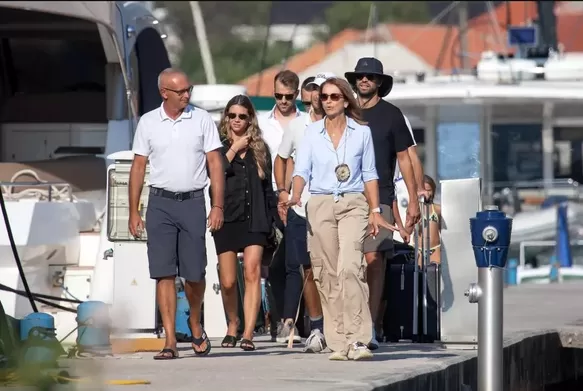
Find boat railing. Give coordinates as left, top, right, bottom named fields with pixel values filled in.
left=519, top=240, right=583, bottom=267
left=492, top=178, right=582, bottom=212
left=0, top=181, right=73, bottom=202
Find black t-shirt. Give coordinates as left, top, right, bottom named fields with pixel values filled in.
left=362, top=100, right=414, bottom=205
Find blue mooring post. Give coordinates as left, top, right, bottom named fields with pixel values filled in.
left=76, top=301, right=111, bottom=353
left=506, top=258, right=518, bottom=286
left=465, top=205, right=513, bottom=391
left=20, top=313, right=64, bottom=367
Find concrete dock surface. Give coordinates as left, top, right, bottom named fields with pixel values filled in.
left=58, top=283, right=583, bottom=391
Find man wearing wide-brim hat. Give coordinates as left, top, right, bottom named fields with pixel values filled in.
left=345, top=57, right=426, bottom=350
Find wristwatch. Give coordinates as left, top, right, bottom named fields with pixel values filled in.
left=371, top=206, right=382, bottom=214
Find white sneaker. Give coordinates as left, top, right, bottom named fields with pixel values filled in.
left=328, top=349, right=348, bottom=361
left=276, top=320, right=301, bottom=344
left=348, top=342, right=373, bottom=361
left=303, top=329, right=326, bottom=353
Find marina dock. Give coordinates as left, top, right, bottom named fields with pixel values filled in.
left=62, top=282, right=583, bottom=391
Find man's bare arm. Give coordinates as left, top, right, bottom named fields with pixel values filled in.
left=397, top=150, right=417, bottom=199
left=274, top=155, right=288, bottom=192
left=129, top=155, right=148, bottom=214
left=285, top=158, right=294, bottom=192
left=206, top=150, right=225, bottom=208
left=408, top=146, right=425, bottom=190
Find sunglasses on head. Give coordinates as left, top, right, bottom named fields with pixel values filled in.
left=356, top=74, right=377, bottom=81
left=303, top=84, right=319, bottom=92
left=320, top=93, right=343, bottom=102
left=274, top=93, right=295, bottom=101
left=227, top=113, right=249, bottom=120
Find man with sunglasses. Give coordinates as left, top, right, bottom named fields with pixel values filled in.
left=129, top=68, right=224, bottom=360
left=258, top=70, right=308, bottom=344
left=345, top=57, right=424, bottom=351
left=300, top=76, right=315, bottom=113
left=273, top=72, right=335, bottom=352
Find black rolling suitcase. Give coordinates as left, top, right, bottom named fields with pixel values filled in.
left=383, top=198, right=441, bottom=343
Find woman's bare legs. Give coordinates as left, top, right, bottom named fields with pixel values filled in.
left=241, top=245, right=263, bottom=342
left=218, top=251, right=239, bottom=338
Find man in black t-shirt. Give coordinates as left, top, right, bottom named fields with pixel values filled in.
left=345, top=57, right=423, bottom=350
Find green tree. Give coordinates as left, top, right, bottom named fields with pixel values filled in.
left=180, top=37, right=297, bottom=84
left=156, top=1, right=295, bottom=84
left=315, top=1, right=431, bottom=39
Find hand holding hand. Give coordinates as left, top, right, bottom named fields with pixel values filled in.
left=368, top=212, right=397, bottom=238
left=285, top=195, right=302, bottom=208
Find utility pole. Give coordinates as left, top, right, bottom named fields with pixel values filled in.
left=458, top=1, right=469, bottom=72
left=189, top=1, right=217, bottom=84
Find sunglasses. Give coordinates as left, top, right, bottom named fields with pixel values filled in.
left=274, top=93, right=295, bottom=101
left=164, top=85, right=193, bottom=96
left=320, top=93, right=343, bottom=102
left=301, top=101, right=312, bottom=107
left=356, top=74, right=377, bottom=81
left=227, top=113, right=249, bottom=120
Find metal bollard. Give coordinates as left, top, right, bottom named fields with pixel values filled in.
left=464, top=205, right=512, bottom=391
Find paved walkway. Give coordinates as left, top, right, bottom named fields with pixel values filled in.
left=61, top=283, right=583, bottom=391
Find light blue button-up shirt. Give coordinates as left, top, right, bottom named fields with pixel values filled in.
left=293, top=117, right=379, bottom=201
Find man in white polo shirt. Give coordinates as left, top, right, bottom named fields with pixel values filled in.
left=274, top=72, right=335, bottom=352
left=128, top=68, right=225, bottom=360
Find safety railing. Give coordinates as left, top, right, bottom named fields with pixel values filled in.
left=518, top=240, right=583, bottom=267
left=0, top=181, right=74, bottom=202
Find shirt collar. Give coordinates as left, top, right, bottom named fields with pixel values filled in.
left=318, top=116, right=356, bottom=134
left=267, top=105, right=302, bottom=120
left=159, top=103, right=194, bottom=122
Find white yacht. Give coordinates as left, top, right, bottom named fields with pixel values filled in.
left=0, top=1, right=171, bottom=338
left=385, top=18, right=583, bottom=283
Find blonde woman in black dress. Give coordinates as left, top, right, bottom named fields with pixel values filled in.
left=210, top=94, right=276, bottom=351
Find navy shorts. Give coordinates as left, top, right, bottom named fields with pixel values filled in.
left=285, top=209, right=311, bottom=268
left=145, top=189, right=207, bottom=282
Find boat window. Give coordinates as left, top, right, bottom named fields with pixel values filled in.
left=133, top=28, right=171, bottom=115
left=9, top=37, right=106, bottom=95
left=554, top=127, right=583, bottom=184
left=1, top=34, right=107, bottom=123
left=492, top=124, right=543, bottom=184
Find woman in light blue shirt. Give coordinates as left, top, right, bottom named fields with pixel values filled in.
left=287, top=77, right=394, bottom=361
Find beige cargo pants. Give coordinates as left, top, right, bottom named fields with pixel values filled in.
left=306, top=193, right=373, bottom=353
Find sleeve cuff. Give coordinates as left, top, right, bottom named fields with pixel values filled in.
left=205, top=141, right=223, bottom=153
left=132, top=148, right=149, bottom=157
left=363, top=172, right=379, bottom=182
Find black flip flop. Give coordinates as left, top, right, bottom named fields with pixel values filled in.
left=240, top=338, right=255, bottom=351
left=221, top=335, right=237, bottom=348
left=192, top=329, right=212, bottom=356
left=153, top=348, right=178, bottom=360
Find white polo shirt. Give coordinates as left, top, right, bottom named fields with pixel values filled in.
left=132, top=103, right=222, bottom=192
left=277, top=113, right=313, bottom=218
left=258, top=106, right=307, bottom=190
